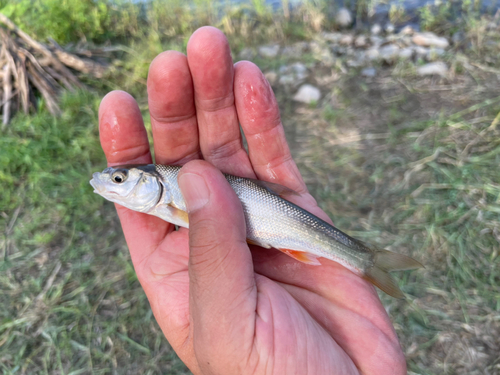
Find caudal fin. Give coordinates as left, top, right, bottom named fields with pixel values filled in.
left=363, top=250, right=423, bottom=299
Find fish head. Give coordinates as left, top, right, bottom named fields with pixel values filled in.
left=90, top=165, right=162, bottom=212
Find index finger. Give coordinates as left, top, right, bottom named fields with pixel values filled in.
left=187, top=27, right=254, bottom=177
left=147, top=51, right=200, bottom=165
left=99, top=91, right=151, bottom=166
left=98, top=91, right=172, bottom=266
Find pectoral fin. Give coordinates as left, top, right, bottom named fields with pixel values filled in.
left=277, top=248, right=322, bottom=266
left=170, top=206, right=189, bottom=227
left=247, top=239, right=271, bottom=248
left=151, top=204, right=189, bottom=228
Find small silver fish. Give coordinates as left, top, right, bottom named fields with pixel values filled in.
left=90, top=164, right=422, bottom=298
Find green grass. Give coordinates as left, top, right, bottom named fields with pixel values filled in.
left=0, top=0, right=326, bottom=49
left=0, top=91, right=189, bottom=374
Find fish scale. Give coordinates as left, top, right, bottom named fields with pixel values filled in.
left=158, top=164, right=371, bottom=268
left=90, top=164, right=423, bottom=298
left=227, top=174, right=372, bottom=269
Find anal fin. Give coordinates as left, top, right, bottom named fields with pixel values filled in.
left=277, top=248, right=322, bottom=266
left=150, top=204, right=189, bottom=228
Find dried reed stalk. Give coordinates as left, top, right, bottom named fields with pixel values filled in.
left=0, top=13, right=108, bottom=125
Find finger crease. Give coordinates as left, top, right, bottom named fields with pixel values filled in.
left=206, top=137, right=244, bottom=161
left=195, top=93, right=235, bottom=113
left=244, top=116, right=282, bottom=138
left=152, top=112, right=197, bottom=125
left=255, top=152, right=293, bottom=172
left=164, top=150, right=202, bottom=165
left=109, top=144, right=150, bottom=159
left=254, top=155, right=309, bottom=196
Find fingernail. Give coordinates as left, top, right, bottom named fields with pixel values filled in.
left=178, top=173, right=210, bottom=212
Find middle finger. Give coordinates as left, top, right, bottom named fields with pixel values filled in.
left=148, top=50, right=200, bottom=165
left=187, top=26, right=254, bottom=177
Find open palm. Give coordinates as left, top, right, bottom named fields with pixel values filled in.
left=98, top=27, right=406, bottom=374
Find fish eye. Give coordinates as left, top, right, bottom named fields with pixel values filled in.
left=112, top=170, right=128, bottom=184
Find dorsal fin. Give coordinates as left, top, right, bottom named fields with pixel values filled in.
left=249, top=179, right=300, bottom=197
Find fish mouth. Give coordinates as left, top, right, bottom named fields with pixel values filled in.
left=90, top=173, right=107, bottom=194
left=90, top=173, right=122, bottom=197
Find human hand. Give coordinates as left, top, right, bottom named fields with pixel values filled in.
left=97, top=26, right=406, bottom=374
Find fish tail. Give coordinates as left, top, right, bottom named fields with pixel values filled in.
left=363, top=249, right=423, bottom=299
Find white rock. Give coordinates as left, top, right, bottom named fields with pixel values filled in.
left=354, top=35, right=368, bottom=48
left=259, top=45, right=280, bottom=58
left=239, top=47, right=255, bottom=60
left=347, top=59, right=363, bottom=67
left=292, top=63, right=307, bottom=77
left=335, top=8, right=352, bottom=28
left=412, top=32, right=449, bottom=49
left=413, top=46, right=430, bottom=59
left=339, top=34, right=354, bottom=45
left=345, top=47, right=356, bottom=56
left=264, top=71, right=278, bottom=85
left=361, top=67, right=376, bottom=77
left=379, top=44, right=400, bottom=63
left=354, top=50, right=367, bottom=63
left=293, top=84, right=321, bottom=104
left=369, top=35, right=383, bottom=47
left=401, top=35, right=413, bottom=46
left=427, top=48, right=445, bottom=61
left=399, top=47, right=414, bottom=60
left=385, top=23, right=395, bottom=34
left=281, top=46, right=296, bottom=57
left=417, top=62, right=448, bottom=77
left=279, top=63, right=308, bottom=85
left=366, top=47, right=380, bottom=61
left=371, top=23, right=382, bottom=35
left=399, top=25, right=414, bottom=35
left=385, top=34, right=398, bottom=43
left=321, top=32, right=342, bottom=43
left=487, top=22, right=498, bottom=30
left=279, top=75, right=295, bottom=86
left=282, top=42, right=308, bottom=57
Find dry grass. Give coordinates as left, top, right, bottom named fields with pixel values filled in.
left=275, top=48, right=500, bottom=374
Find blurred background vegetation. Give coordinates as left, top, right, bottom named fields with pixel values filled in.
left=1, top=0, right=499, bottom=374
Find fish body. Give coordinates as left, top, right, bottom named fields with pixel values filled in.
left=90, top=164, right=422, bottom=298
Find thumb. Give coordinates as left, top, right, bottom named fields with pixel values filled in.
left=178, top=160, right=257, bottom=371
